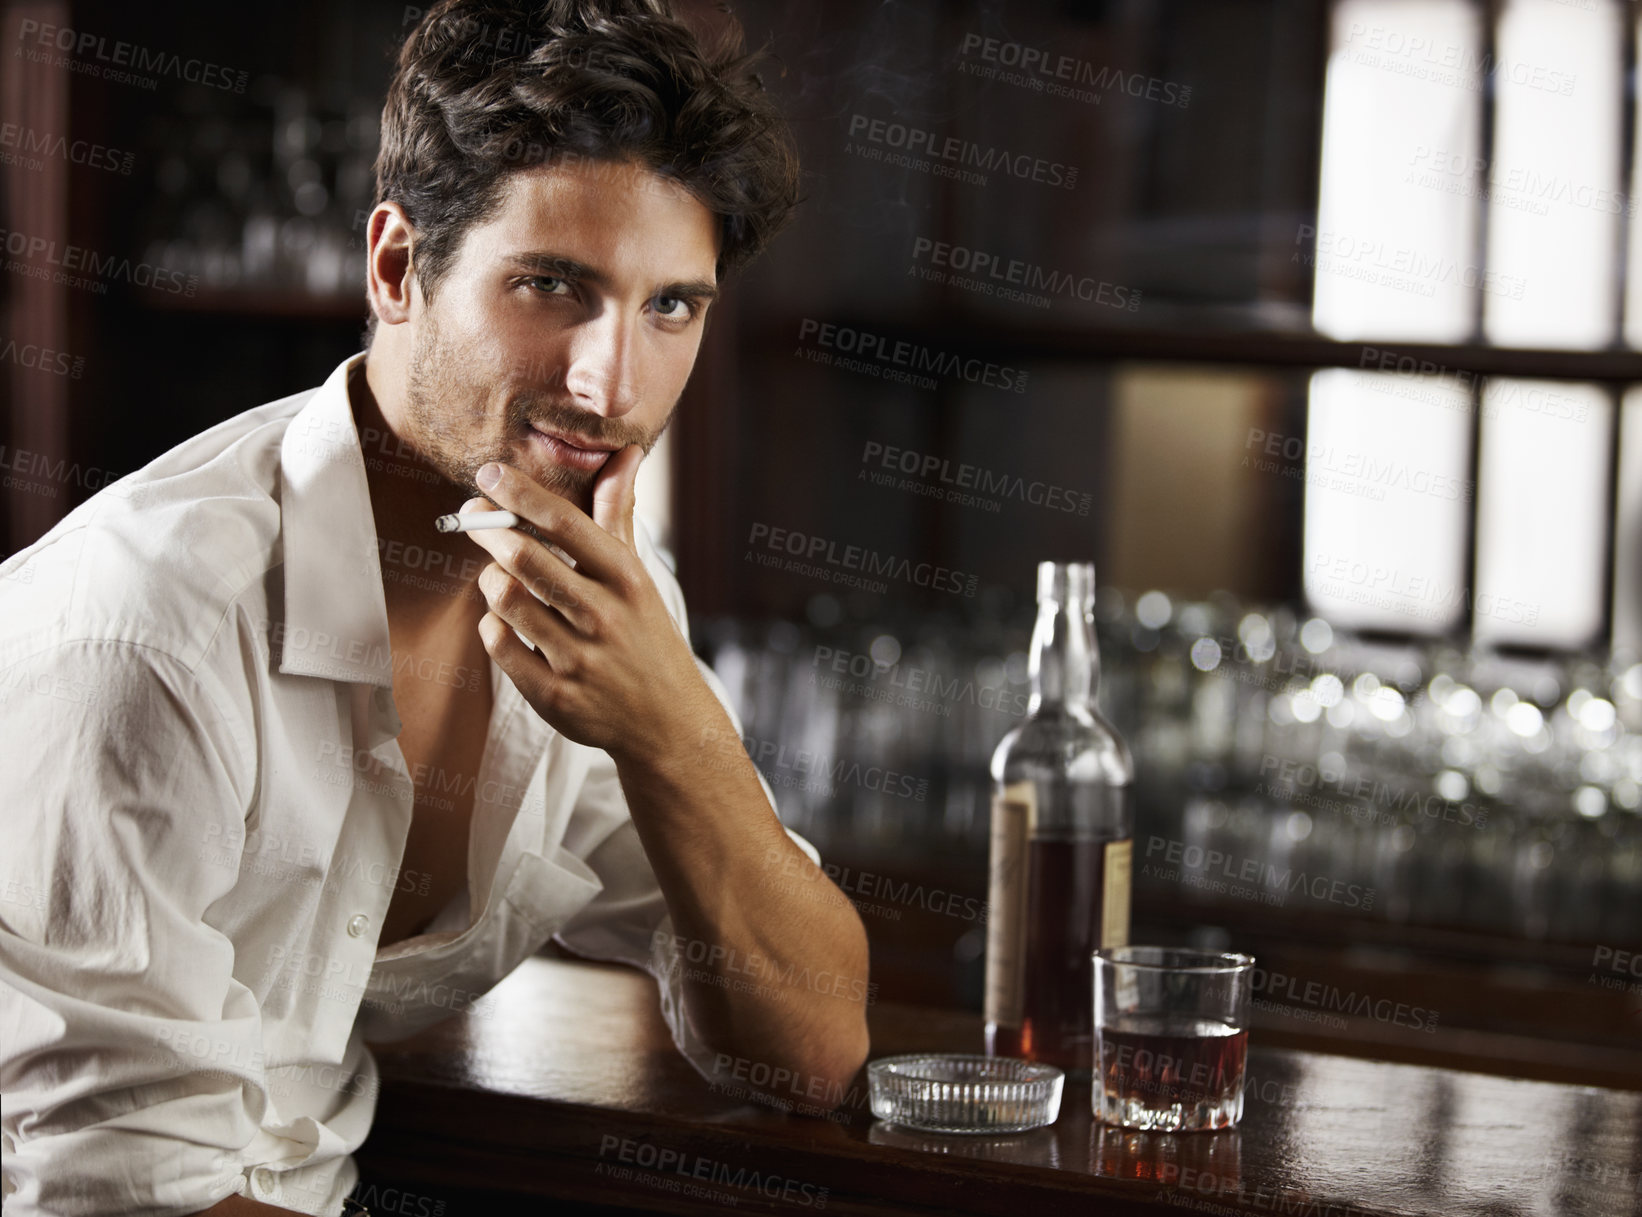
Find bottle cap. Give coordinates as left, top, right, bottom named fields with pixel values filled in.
left=867, top=1053, right=1064, bottom=1133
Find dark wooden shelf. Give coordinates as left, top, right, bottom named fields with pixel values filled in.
left=756, top=315, right=1642, bottom=382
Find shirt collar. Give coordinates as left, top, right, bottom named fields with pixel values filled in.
left=277, top=351, right=396, bottom=688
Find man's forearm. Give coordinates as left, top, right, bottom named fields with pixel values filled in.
left=612, top=700, right=872, bottom=1096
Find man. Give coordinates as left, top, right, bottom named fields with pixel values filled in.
left=0, top=1, right=870, bottom=1212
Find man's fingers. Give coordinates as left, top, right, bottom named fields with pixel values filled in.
left=591, top=445, right=643, bottom=551
left=478, top=562, right=578, bottom=659
left=479, top=610, right=561, bottom=708
left=464, top=517, right=601, bottom=631
left=467, top=463, right=627, bottom=583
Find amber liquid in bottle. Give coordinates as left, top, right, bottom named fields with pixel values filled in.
left=988, top=834, right=1130, bottom=1069
left=985, top=562, right=1134, bottom=1077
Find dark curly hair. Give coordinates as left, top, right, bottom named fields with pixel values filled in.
left=369, top=0, right=798, bottom=338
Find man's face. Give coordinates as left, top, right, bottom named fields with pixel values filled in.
left=397, top=156, right=720, bottom=513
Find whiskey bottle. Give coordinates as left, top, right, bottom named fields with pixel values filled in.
left=985, top=561, right=1135, bottom=1074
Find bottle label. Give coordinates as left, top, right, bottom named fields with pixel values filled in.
left=1101, top=838, right=1132, bottom=949
left=983, top=781, right=1035, bottom=1030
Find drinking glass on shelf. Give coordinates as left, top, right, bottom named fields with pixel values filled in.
left=1093, top=947, right=1254, bottom=1132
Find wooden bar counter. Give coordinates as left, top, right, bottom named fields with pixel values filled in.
left=356, top=956, right=1642, bottom=1216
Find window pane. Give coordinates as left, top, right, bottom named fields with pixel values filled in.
left=1613, top=388, right=1642, bottom=656
left=1312, top=0, right=1483, bottom=341
left=1483, top=0, right=1622, bottom=349
left=1302, top=369, right=1472, bottom=633
left=1625, top=16, right=1642, bottom=347
left=1473, top=381, right=1610, bottom=647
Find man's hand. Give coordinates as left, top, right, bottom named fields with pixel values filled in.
left=465, top=452, right=870, bottom=1102
left=461, top=450, right=716, bottom=759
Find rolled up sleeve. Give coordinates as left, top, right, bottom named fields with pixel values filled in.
left=0, top=640, right=266, bottom=1216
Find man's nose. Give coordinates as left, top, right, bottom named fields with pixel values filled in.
left=564, top=312, right=640, bottom=418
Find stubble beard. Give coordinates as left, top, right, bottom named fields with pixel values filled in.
left=401, top=307, right=660, bottom=508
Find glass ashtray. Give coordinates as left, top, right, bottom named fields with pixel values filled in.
left=867, top=1054, right=1064, bottom=1134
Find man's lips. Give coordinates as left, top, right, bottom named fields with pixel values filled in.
left=530, top=423, right=619, bottom=452
left=526, top=423, right=619, bottom=471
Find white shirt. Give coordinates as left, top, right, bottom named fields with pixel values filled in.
left=0, top=351, right=812, bottom=1216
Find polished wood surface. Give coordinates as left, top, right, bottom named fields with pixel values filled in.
left=359, top=955, right=1642, bottom=1216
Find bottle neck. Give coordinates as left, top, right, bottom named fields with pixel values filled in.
left=1029, top=598, right=1099, bottom=711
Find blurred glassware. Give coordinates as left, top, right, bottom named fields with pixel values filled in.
left=137, top=78, right=375, bottom=302
left=699, top=584, right=1640, bottom=948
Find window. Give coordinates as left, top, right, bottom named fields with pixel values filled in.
left=1305, top=0, right=1630, bottom=649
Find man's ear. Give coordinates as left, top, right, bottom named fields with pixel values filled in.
left=366, top=202, right=417, bottom=326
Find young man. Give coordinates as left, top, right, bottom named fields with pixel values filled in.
left=0, top=2, right=870, bottom=1213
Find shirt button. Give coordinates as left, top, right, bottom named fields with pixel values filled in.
left=251, top=1167, right=275, bottom=1195
left=347, top=914, right=370, bottom=938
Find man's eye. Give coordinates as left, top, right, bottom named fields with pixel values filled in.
left=528, top=276, right=571, bottom=295
left=654, top=295, right=696, bottom=321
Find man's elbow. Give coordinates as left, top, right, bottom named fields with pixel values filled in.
left=817, top=917, right=872, bottom=1097
left=795, top=1001, right=870, bottom=1109
left=811, top=1023, right=872, bottom=1109
left=709, top=1012, right=870, bottom=1113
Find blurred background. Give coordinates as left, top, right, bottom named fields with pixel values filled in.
left=5, top=0, right=1642, bottom=1088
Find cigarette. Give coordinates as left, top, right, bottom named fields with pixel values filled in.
left=435, top=510, right=520, bottom=534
